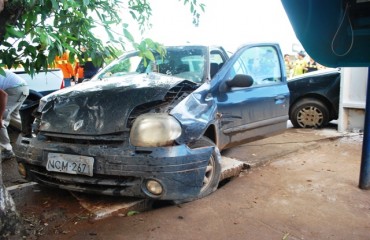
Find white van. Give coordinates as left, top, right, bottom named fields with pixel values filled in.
left=13, top=68, right=64, bottom=99
left=10, top=68, right=63, bottom=132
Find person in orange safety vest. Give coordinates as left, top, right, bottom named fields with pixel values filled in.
left=55, top=51, right=75, bottom=87
left=74, top=59, right=84, bottom=84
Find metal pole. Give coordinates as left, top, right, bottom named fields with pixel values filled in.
left=359, top=67, right=370, bottom=189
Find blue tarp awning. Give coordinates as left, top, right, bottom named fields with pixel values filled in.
left=281, top=0, right=370, bottom=67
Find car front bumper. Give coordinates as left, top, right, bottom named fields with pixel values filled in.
left=14, top=134, right=214, bottom=200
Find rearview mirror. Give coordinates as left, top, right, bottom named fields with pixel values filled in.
left=219, top=74, right=254, bottom=92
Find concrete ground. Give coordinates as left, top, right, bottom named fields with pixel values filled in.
left=3, top=126, right=370, bottom=239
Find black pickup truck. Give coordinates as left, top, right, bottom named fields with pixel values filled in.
left=287, top=68, right=341, bottom=128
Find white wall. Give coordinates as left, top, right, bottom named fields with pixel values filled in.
left=338, top=67, right=369, bottom=132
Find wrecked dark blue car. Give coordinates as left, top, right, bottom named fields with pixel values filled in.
left=15, top=44, right=290, bottom=202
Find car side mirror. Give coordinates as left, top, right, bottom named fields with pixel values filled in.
left=219, top=74, right=254, bottom=92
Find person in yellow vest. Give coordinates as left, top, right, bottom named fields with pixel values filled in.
left=55, top=51, right=75, bottom=87
left=284, top=54, right=293, bottom=78
left=292, top=51, right=308, bottom=77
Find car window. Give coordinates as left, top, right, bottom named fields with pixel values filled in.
left=101, top=56, right=143, bottom=77
left=227, top=46, right=282, bottom=86
left=210, top=50, right=226, bottom=79
left=211, top=53, right=224, bottom=65
left=94, top=47, right=206, bottom=84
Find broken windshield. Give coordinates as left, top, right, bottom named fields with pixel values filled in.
left=93, top=46, right=207, bottom=83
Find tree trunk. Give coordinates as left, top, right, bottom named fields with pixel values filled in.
left=0, top=0, right=5, bottom=12
left=0, top=0, right=26, bottom=43
left=0, top=150, right=23, bottom=238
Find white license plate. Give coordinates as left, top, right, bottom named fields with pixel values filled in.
left=46, top=153, right=94, bottom=176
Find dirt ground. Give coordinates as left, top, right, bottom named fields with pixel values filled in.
left=4, top=127, right=370, bottom=240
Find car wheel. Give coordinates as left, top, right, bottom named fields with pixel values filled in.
left=189, top=136, right=221, bottom=199
left=290, top=98, right=330, bottom=128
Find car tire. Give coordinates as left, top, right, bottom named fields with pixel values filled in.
left=290, top=98, right=330, bottom=128
left=189, top=136, right=221, bottom=199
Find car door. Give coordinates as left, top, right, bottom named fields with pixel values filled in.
left=214, top=44, right=290, bottom=149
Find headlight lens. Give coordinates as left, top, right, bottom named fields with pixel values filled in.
left=145, top=180, right=163, bottom=195
left=130, top=113, right=182, bottom=147
left=37, top=98, right=47, bottom=112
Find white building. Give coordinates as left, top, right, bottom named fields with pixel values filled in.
left=338, top=68, right=368, bottom=133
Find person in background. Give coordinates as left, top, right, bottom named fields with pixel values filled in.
left=55, top=51, right=75, bottom=87
left=292, top=51, right=308, bottom=77
left=74, top=46, right=86, bottom=84
left=306, top=57, right=318, bottom=73
left=317, top=62, right=327, bottom=70
left=74, top=58, right=85, bottom=84
left=284, top=54, right=293, bottom=78
left=83, top=52, right=103, bottom=80
left=0, top=70, right=29, bottom=161
left=75, top=47, right=103, bottom=82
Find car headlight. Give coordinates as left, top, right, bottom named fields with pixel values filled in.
left=38, top=96, right=54, bottom=113
left=37, top=98, right=47, bottom=112
left=130, top=113, right=182, bottom=147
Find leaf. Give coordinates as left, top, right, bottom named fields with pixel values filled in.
left=1, top=41, right=12, bottom=48
left=200, top=3, right=206, bottom=12
left=143, top=50, right=155, bottom=61
left=123, top=28, right=134, bottom=42
left=51, top=0, right=59, bottom=10
left=103, top=20, right=117, bottom=25
left=66, top=35, right=78, bottom=41
left=39, top=31, right=49, bottom=48
left=127, top=211, right=139, bottom=216
left=6, top=25, right=25, bottom=38
left=282, top=233, right=290, bottom=240
left=62, top=1, right=69, bottom=10
left=18, top=40, right=29, bottom=50
left=129, top=11, right=137, bottom=20
left=48, top=48, right=58, bottom=64
left=56, top=43, right=63, bottom=56
left=0, top=68, right=5, bottom=77
left=25, top=45, right=37, bottom=56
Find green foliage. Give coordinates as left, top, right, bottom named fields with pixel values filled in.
left=135, top=38, right=165, bottom=67
left=0, top=0, right=205, bottom=76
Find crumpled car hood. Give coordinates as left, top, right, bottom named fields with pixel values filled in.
left=39, top=73, right=188, bottom=135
